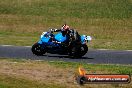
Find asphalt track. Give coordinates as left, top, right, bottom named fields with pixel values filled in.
left=0, top=45, right=132, bottom=65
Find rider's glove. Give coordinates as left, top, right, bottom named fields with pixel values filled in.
left=54, top=29, right=58, bottom=32
left=50, top=29, right=54, bottom=32
left=50, top=29, right=58, bottom=32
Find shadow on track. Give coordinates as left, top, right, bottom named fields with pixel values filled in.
left=46, top=55, right=94, bottom=59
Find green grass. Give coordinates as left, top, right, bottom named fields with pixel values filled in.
left=0, top=74, right=65, bottom=88
left=0, top=0, right=131, bottom=19
left=0, top=0, right=132, bottom=49
left=0, top=58, right=132, bottom=88
left=48, top=61, right=132, bottom=75
left=3, top=58, right=132, bottom=75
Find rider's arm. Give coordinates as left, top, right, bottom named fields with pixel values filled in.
left=50, top=29, right=61, bottom=32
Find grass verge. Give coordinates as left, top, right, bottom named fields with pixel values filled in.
left=0, top=74, right=64, bottom=88
left=0, top=58, right=132, bottom=88
left=0, top=0, right=132, bottom=50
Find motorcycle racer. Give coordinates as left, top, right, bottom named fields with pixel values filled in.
left=51, top=24, right=70, bottom=34
left=32, top=25, right=92, bottom=57
left=50, top=24, right=73, bottom=46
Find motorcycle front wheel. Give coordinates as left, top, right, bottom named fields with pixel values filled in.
left=31, top=43, right=46, bottom=56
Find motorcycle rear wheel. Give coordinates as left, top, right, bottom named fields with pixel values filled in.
left=80, top=44, right=88, bottom=56
left=69, top=44, right=88, bottom=58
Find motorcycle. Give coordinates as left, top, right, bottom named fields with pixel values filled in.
left=31, top=29, right=92, bottom=58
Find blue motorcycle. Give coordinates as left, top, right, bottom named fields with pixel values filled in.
left=31, top=29, right=92, bottom=57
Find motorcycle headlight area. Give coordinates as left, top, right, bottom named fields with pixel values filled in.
left=41, top=32, right=51, bottom=38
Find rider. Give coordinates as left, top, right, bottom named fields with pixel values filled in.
left=50, top=24, right=72, bottom=45
left=51, top=24, right=70, bottom=33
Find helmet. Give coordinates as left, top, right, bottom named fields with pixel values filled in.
left=61, top=24, right=70, bottom=31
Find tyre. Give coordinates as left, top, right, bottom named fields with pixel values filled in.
left=68, top=45, right=81, bottom=58
left=69, top=44, right=88, bottom=58
left=31, top=43, right=46, bottom=56
left=80, top=44, right=88, bottom=56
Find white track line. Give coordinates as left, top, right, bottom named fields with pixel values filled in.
left=98, top=49, right=132, bottom=51
left=1, top=45, right=13, bottom=47
left=125, top=50, right=132, bottom=51
left=0, top=45, right=31, bottom=47
left=24, top=46, right=31, bottom=47
left=98, top=49, right=111, bottom=50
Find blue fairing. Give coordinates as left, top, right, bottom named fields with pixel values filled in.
left=55, top=32, right=66, bottom=42
left=41, top=36, right=50, bottom=43
left=38, top=35, right=50, bottom=44
left=38, top=40, right=43, bottom=44
left=38, top=32, right=66, bottom=44
left=81, top=35, right=86, bottom=44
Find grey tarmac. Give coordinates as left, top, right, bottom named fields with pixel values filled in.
left=0, top=45, right=132, bottom=65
